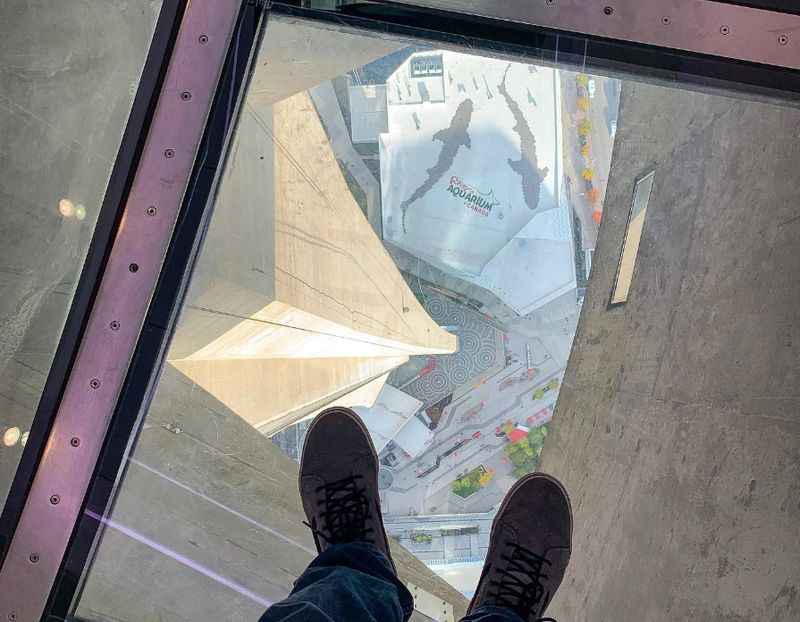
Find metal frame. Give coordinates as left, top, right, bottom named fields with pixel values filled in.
left=2, top=0, right=800, bottom=618
left=378, top=0, right=800, bottom=70
left=0, top=1, right=243, bottom=620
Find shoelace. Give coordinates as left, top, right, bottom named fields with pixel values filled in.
left=303, top=475, right=375, bottom=549
left=489, top=543, right=556, bottom=622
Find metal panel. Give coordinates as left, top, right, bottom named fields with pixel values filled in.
left=0, top=1, right=242, bottom=620
left=381, top=0, right=800, bottom=70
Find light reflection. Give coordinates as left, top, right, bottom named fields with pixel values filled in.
left=3, top=427, right=21, bottom=447
left=58, top=198, right=75, bottom=218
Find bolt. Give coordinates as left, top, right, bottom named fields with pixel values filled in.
left=603, top=6, right=614, bottom=15
left=180, top=90, right=192, bottom=101
left=70, top=437, right=80, bottom=447
left=164, top=148, right=175, bottom=159
left=29, top=553, right=39, bottom=563
left=146, top=205, right=158, bottom=217
left=89, top=378, right=101, bottom=389
left=49, top=494, right=60, bottom=505
left=779, top=34, right=789, bottom=45
left=199, top=34, right=209, bottom=45
left=661, top=16, right=671, bottom=25
left=129, top=263, right=139, bottom=273
left=109, top=320, right=120, bottom=331
left=720, top=25, right=730, bottom=35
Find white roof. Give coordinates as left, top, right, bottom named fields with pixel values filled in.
left=353, top=384, right=422, bottom=453
left=379, top=50, right=575, bottom=314
left=348, top=83, right=388, bottom=144
left=393, top=415, right=433, bottom=458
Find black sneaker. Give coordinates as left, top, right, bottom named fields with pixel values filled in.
left=299, top=407, right=396, bottom=571
left=467, top=473, right=572, bottom=622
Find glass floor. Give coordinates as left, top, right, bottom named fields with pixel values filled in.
left=68, top=14, right=616, bottom=616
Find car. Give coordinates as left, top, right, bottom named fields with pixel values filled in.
left=587, top=79, right=596, bottom=99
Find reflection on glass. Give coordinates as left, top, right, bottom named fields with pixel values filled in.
left=76, top=16, right=618, bottom=620
left=0, top=1, right=163, bottom=506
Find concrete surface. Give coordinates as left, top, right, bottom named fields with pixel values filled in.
left=542, top=80, right=800, bottom=621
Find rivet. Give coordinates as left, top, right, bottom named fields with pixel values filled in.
left=779, top=34, right=789, bottom=45
left=70, top=437, right=81, bottom=448
left=29, top=553, right=39, bottom=564
left=720, top=25, right=730, bottom=35
left=603, top=6, right=614, bottom=15
left=89, top=378, right=101, bottom=389
left=199, top=34, right=209, bottom=45
left=109, top=320, right=120, bottom=331
left=49, top=494, right=60, bottom=505
left=8, top=612, right=17, bottom=621
left=146, top=205, right=158, bottom=217
left=129, top=263, right=139, bottom=273
left=164, top=148, right=175, bottom=159
left=180, top=91, right=192, bottom=101
left=661, top=16, right=671, bottom=25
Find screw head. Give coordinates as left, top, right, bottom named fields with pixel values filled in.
left=603, top=5, right=614, bottom=15
left=661, top=16, right=671, bottom=25
left=164, top=148, right=175, bottom=159
left=29, top=553, right=39, bottom=563
left=180, top=90, right=192, bottom=101
left=89, top=378, right=101, bottom=389
left=70, top=437, right=81, bottom=447
left=49, top=494, right=60, bottom=505
left=720, top=25, right=730, bottom=35
left=199, top=34, right=209, bottom=45
left=146, top=205, right=158, bottom=217
left=779, top=34, right=789, bottom=45
left=109, top=320, right=120, bottom=331
left=129, top=263, right=139, bottom=273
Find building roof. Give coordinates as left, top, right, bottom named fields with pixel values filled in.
left=393, top=415, right=434, bottom=458
left=379, top=50, right=575, bottom=315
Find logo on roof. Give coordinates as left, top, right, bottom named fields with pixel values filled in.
left=446, top=176, right=500, bottom=217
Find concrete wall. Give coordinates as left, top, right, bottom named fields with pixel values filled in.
left=168, top=20, right=456, bottom=434
left=542, top=81, right=800, bottom=621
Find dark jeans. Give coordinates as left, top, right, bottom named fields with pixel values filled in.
left=259, top=542, right=523, bottom=622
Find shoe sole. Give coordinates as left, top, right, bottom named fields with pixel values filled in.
left=467, top=472, right=573, bottom=614
left=299, top=407, right=395, bottom=569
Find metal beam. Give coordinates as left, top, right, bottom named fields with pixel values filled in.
left=380, top=0, right=800, bottom=70
left=0, top=1, right=243, bottom=620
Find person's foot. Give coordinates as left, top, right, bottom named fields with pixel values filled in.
left=299, top=407, right=396, bottom=571
left=467, top=473, right=572, bottom=622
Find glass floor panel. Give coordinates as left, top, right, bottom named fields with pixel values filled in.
left=0, top=1, right=162, bottom=509
left=71, top=11, right=791, bottom=620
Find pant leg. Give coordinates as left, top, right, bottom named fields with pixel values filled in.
left=259, top=542, right=414, bottom=622
left=459, top=605, right=526, bottom=622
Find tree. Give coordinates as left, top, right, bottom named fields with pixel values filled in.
left=478, top=469, right=494, bottom=487
left=577, top=97, right=590, bottom=112
left=576, top=74, right=589, bottom=87
left=581, top=168, right=595, bottom=181
left=586, top=186, right=601, bottom=204
left=578, top=119, right=592, bottom=136
left=580, top=144, right=590, bottom=158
